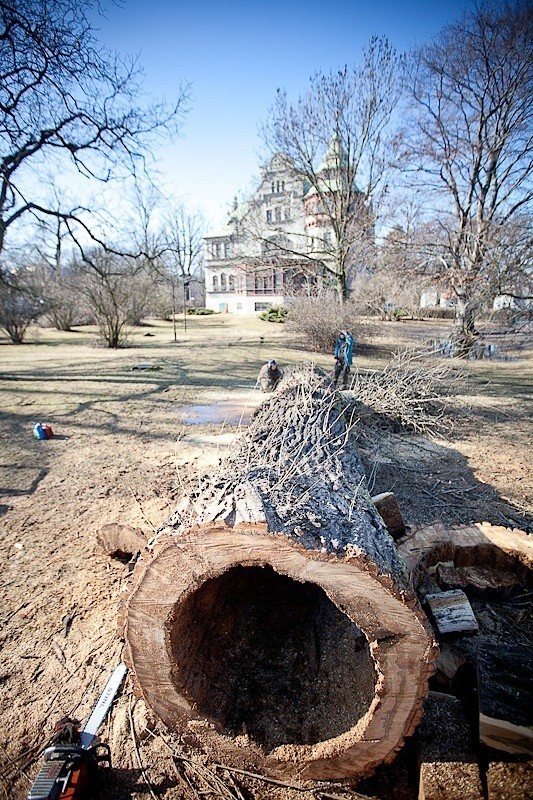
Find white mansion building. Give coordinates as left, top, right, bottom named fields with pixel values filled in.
left=204, top=144, right=370, bottom=314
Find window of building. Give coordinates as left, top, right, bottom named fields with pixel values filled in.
left=220, top=273, right=227, bottom=290
left=255, top=302, right=270, bottom=311
left=213, top=275, right=218, bottom=291
left=228, top=275, right=235, bottom=291
left=255, top=272, right=274, bottom=292
left=276, top=180, right=280, bottom=192
left=224, top=241, right=231, bottom=258
left=216, top=242, right=222, bottom=258
left=282, top=181, right=285, bottom=192
left=284, top=207, right=290, bottom=220
left=275, top=207, right=281, bottom=222
left=271, top=182, right=275, bottom=194
left=266, top=209, right=272, bottom=222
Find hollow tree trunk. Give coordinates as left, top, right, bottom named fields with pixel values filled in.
left=123, top=369, right=437, bottom=782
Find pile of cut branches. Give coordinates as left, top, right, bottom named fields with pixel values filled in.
left=346, top=348, right=466, bottom=438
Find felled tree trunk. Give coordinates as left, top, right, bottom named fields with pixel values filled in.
left=123, top=369, right=436, bottom=782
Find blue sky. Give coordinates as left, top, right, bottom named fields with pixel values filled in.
left=95, top=0, right=474, bottom=231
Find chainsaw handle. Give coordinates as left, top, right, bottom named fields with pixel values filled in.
left=46, top=743, right=111, bottom=765
left=44, top=746, right=91, bottom=761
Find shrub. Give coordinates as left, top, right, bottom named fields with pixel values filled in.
left=421, top=306, right=456, bottom=320
left=284, top=294, right=370, bottom=352
left=187, top=307, right=215, bottom=315
left=486, top=306, right=532, bottom=328
left=259, top=305, right=288, bottom=323
left=0, top=281, right=44, bottom=343
left=392, top=307, right=409, bottom=320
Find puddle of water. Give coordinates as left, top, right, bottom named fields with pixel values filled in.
left=180, top=400, right=258, bottom=426
left=429, top=339, right=497, bottom=359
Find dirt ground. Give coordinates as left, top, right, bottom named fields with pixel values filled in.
left=0, top=314, right=531, bottom=800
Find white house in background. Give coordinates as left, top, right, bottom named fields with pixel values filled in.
left=419, top=286, right=455, bottom=308
left=204, top=154, right=309, bottom=314
left=204, top=145, right=371, bottom=314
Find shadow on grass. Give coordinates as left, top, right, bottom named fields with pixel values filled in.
left=0, top=465, right=48, bottom=498
left=357, top=429, right=531, bottom=533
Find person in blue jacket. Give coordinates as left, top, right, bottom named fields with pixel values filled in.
left=333, top=330, right=354, bottom=388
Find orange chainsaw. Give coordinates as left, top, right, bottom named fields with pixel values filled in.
left=27, top=664, right=127, bottom=800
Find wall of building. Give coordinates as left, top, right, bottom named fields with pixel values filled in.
left=203, top=148, right=370, bottom=314
left=205, top=292, right=285, bottom=315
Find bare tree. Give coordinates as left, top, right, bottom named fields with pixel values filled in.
left=32, top=209, right=87, bottom=331
left=160, top=204, right=205, bottom=338
left=0, top=263, right=44, bottom=342
left=37, top=259, right=88, bottom=331
left=260, top=37, right=405, bottom=300
left=407, top=1, right=533, bottom=348
left=0, top=0, right=188, bottom=267
left=78, top=248, right=142, bottom=348
left=485, top=215, right=532, bottom=305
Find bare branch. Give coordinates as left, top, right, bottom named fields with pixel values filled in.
left=0, top=0, right=190, bottom=264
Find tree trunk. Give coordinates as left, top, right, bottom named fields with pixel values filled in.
left=122, top=369, right=436, bottom=782
left=452, top=284, right=478, bottom=355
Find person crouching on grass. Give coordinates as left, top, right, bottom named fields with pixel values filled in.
left=333, top=330, right=354, bottom=388
left=258, top=359, right=284, bottom=392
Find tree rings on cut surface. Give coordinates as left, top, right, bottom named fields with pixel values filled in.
left=123, top=522, right=436, bottom=781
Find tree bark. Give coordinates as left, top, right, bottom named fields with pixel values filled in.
left=123, top=369, right=437, bottom=782
left=453, top=288, right=478, bottom=353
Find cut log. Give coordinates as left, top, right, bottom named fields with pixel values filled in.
left=371, top=492, right=406, bottom=540
left=398, top=522, right=533, bottom=592
left=425, top=590, right=479, bottom=635
left=434, top=643, right=468, bottom=681
left=436, top=563, right=518, bottom=596
left=478, top=643, right=533, bottom=756
left=122, top=370, right=437, bottom=782
left=96, top=523, right=146, bottom=560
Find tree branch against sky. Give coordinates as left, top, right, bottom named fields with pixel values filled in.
left=260, top=36, right=405, bottom=300
left=0, top=0, right=189, bottom=270
left=160, top=203, right=205, bottom=338
left=407, top=0, right=532, bottom=344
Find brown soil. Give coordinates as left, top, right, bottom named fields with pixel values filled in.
left=0, top=316, right=531, bottom=800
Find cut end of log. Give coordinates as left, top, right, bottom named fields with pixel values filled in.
left=96, top=522, right=147, bottom=560
left=124, top=523, right=436, bottom=782
left=371, top=492, right=406, bottom=540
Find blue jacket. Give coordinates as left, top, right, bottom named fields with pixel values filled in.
left=334, top=332, right=354, bottom=366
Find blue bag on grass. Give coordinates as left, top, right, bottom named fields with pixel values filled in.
left=33, top=423, right=47, bottom=440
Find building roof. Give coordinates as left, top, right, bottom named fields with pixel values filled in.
left=305, top=137, right=360, bottom=199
